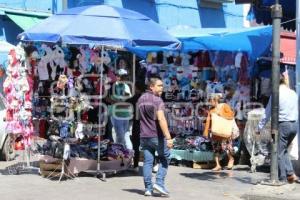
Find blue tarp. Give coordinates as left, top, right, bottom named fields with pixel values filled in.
left=18, top=5, right=180, bottom=50
left=130, top=26, right=273, bottom=60
left=249, top=0, right=296, bottom=31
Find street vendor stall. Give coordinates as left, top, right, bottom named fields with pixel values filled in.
left=3, top=5, right=180, bottom=180
left=133, top=25, right=274, bottom=167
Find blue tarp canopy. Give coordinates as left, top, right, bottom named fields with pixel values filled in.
left=130, top=25, right=272, bottom=60
left=249, top=0, right=296, bottom=31
left=18, top=5, right=180, bottom=50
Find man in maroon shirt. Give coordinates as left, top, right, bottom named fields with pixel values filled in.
left=137, top=75, right=173, bottom=196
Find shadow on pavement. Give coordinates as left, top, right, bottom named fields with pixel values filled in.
left=0, top=161, right=39, bottom=175
left=180, top=170, right=258, bottom=185
left=122, top=189, right=145, bottom=196
left=180, top=171, right=232, bottom=181
left=122, top=189, right=163, bottom=197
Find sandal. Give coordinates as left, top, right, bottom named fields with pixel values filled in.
left=287, top=174, right=299, bottom=183
left=212, top=166, right=222, bottom=171
left=226, top=159, right=234, bottom=170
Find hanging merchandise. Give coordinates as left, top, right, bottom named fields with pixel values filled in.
left=4, top=44, right=34, bottom=147
left=9, top=43, right=138, bottom=177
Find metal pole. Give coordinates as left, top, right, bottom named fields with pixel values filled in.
left=97, top=46, right=104, bottom=175
left=133, top=54, right=136, bottom=87
left=296, top=0, right=300, bottom=160
left=270, top=0, right=282, bottom=184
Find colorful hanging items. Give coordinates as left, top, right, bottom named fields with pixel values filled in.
left=4, top=44, right=34, bottom=147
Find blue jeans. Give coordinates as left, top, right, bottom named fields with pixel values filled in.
left=278, top=121, right=298, bottom=181
left=140, top=137, right=171, bottom=191
left=111, top=117, right=132, bottom=150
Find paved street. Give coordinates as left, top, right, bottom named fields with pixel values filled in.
left=1, top=160, right=299, bottom=200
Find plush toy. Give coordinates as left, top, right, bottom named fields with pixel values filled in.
left=15, top=43, right=26, bottom=64
left=100, top=50, right=111, bottom=65
left=90, top=49, right=97, bottom=66
left=77, top=46, right=88, bottom=72
left=82, top=78, right=93, bottom=94
left=176, top=66, right=184, bottom=81
left=178, top=77, right=191, bottom=100
left=36, top=44, right=56, bottom=80
left=57, top=74, right=68, bottom=89
left=62, top=46, right=72, bottom=61
left=40, top=44, right=55, bottom=68
left=170, top=78, right=179, bottom=93
left=108, top=51, right=118, bottom=65
left=52, top=45, right=67, bottom=79
left=85, top=48, right=92, bottom=72
left=90, top=50, right=102, bottom=68
left=27, top=50, right=39, bottom=75
left=75, top=77, right=84, bottom=92
left=75, top=122, right=85, bottom=140
left=3, top=76, right=13, bottom=94
left=7, top=49, right=18, bottom=67
left=181, top=53, right=191, bottom=67
left=18, top=76, right=30, bottom=93
left=77, top=94, right=93, bottom=112
left=146, top=52, right=155, bottom=63
left=19, top=107, right=32, bottom=122
left=163, top=77, right=172, bottom=92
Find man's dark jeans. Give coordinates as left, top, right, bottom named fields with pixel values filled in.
left=278, top=121, right=298, bottom=181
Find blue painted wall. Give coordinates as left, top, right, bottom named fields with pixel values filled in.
left=68, top=0, right=244, bottom=29
left=0, top=0, right=55, bottom=13
left=68, top=0, right=104, bottom=8
left=0, top=0, right=245, bottom=44
left=0, top=15, right=22, bottom=45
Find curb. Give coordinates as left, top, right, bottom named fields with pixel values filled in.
left=241, top=194, right=298, bottom=200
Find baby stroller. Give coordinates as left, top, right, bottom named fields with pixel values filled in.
left=243, top=108, right=272, bottom=172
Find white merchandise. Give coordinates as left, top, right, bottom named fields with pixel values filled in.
left=234, top=52, right=243, bottom=68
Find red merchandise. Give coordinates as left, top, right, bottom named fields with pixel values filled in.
left=73, top=69, right=82, bottom=77
left=39, top=119, right=47, bottom=138
left=8, top=49, right=18, bottom=66
left=222, top=52, right=235, bottom=67
left=194, top=51, right=212, bottom=68
left=15, top=137, right=25, bottom=150
left=81, top=111, right=89, bottom=122
left=238, top=54, right=250, bottom=85
left=5, top=109, right=13, bottom=121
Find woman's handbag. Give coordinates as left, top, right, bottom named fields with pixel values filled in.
left=211, top=112, right=234, bottom=138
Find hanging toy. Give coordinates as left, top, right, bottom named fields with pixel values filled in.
left=57, top=74, right=68, bottom=89
left=78, top=46, right=88, bottom=72
left=100, top=50, right=111, bottom=65
left=52, top=45, right=67, bottom=79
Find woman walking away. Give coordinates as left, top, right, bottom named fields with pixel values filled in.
left=204, top=93, right=235, bottom=171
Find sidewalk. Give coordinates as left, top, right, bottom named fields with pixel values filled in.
left=242, top=183, right=299, bottom=200
left=1, top=161, right=300, bottom=200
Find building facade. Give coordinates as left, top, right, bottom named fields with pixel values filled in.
left=0, top=0, right=248, bottom=45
